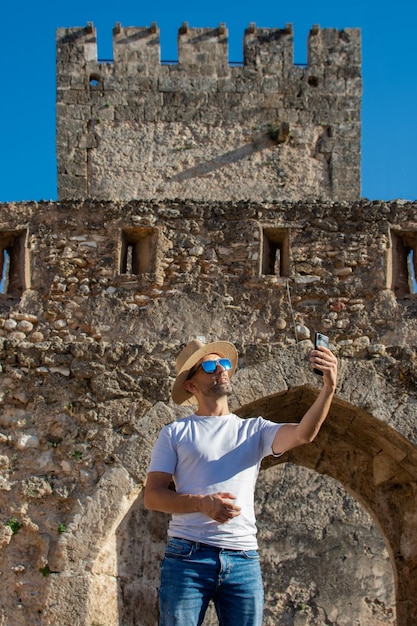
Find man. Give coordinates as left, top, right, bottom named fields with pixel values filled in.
left=145, top=338, right=338, bottom=626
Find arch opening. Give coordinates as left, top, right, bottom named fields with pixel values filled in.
left=238, top=385, right=417, bottom=625
left=44, top=386, right=417, bottom=625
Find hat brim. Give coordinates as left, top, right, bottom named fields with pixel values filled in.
left=171, top=341, right=238, bottom=405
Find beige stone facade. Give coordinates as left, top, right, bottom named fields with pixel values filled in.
left=0, top=198, right=416, bottom=625
left=56, top=23, right=361, bottom=203
left=0, top=19, right=416, bottom=626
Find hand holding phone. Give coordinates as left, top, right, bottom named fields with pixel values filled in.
left=313, top=332, right=329, bottom=376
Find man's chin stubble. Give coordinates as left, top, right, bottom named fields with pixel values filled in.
left=207, top=382, right=233, bottom=397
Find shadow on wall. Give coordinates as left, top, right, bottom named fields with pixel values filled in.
left=169, top=135, right=275, bottom=182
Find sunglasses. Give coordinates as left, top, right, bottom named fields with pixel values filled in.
left=186, top=358, right=232, bottom=380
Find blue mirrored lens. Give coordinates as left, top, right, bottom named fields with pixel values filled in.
left=200, top=358, right=232, bottom=373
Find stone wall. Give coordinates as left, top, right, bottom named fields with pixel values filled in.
left=0, top=198, right=417, bottom=625
left=1, top=198, right=416, bottom=347
left=56, top=23, right=361, bottom=203
left=3, top=15, right=416, bottom=626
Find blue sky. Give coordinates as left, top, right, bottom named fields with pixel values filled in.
left=1, top=0, right=416, bottom=203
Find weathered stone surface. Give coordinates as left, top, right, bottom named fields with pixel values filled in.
left=0, top=199, right=416, bottom=626
left=56, top=24, right=361, bottom=203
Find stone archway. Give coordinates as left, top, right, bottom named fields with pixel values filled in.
left=42, top=382, right=417, bottom=626
left=237, top=386, right=417, bottom=626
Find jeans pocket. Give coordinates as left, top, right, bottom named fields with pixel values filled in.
left=165, top=537, right=194, bottom=559
left=242, top=549, right=260, bottom=560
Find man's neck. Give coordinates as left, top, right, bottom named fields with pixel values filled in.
left=195, top=398, right=230, bottom=417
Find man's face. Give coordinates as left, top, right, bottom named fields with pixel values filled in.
left=185, top=353, right=233, bottom=399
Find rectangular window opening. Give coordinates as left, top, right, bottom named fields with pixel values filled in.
left=120, top=228, right=158, bottom=275
left=261, top=228, right=289, bottom=277
left=390, top=230, right=417, bottom=297
left=0, top=230, right=28, bottom=299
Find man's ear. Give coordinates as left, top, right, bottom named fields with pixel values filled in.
left=184, top=379, right=197, bottom=395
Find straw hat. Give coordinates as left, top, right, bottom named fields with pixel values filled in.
left=171, top=338, right=238, bottom=405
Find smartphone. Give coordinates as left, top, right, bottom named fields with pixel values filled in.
left=314, top=332, right=329, bottom=376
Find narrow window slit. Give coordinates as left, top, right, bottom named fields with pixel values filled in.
left=120, top=228, right=158, bottom=276
left=0, top=230, right=28, bottom=299
left=261, top=228, right=289, bottom=277
left=0, top=250, right=10, bottom=294
left=407, top=248, right=417, bottom=294
left=390, top=230, right=417, bottom=297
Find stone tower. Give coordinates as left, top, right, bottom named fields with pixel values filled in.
left=56, top=22, right=361, bottom=201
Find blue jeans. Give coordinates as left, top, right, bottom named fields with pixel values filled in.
left=159, top=537, right=264, bottom=626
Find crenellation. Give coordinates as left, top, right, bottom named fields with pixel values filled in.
left=56, top=26, right=98, bottom=71
left=113, top=25, right=161, bottom=74
left=177, top=24, right=229, bottom=75
left=307, top=27, right=361, bottom=79
left=243, top=24, right=294, bottom=75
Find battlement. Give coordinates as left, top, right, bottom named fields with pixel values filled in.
left=56, top=22, right=361, bottom=202
left=56, top=21, right=361, bottom=79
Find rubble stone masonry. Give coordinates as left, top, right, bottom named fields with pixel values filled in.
left=0, top=197, right=416, bottom=625
left=56, top=23, right=361, bottom=202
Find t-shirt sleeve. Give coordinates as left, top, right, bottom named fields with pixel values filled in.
left=147, top=424, right=178, bottom=475
left=259, top=418, right=284, bottom=458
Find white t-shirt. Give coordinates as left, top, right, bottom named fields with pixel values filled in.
left=147, top=413, right=282, bottom=550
